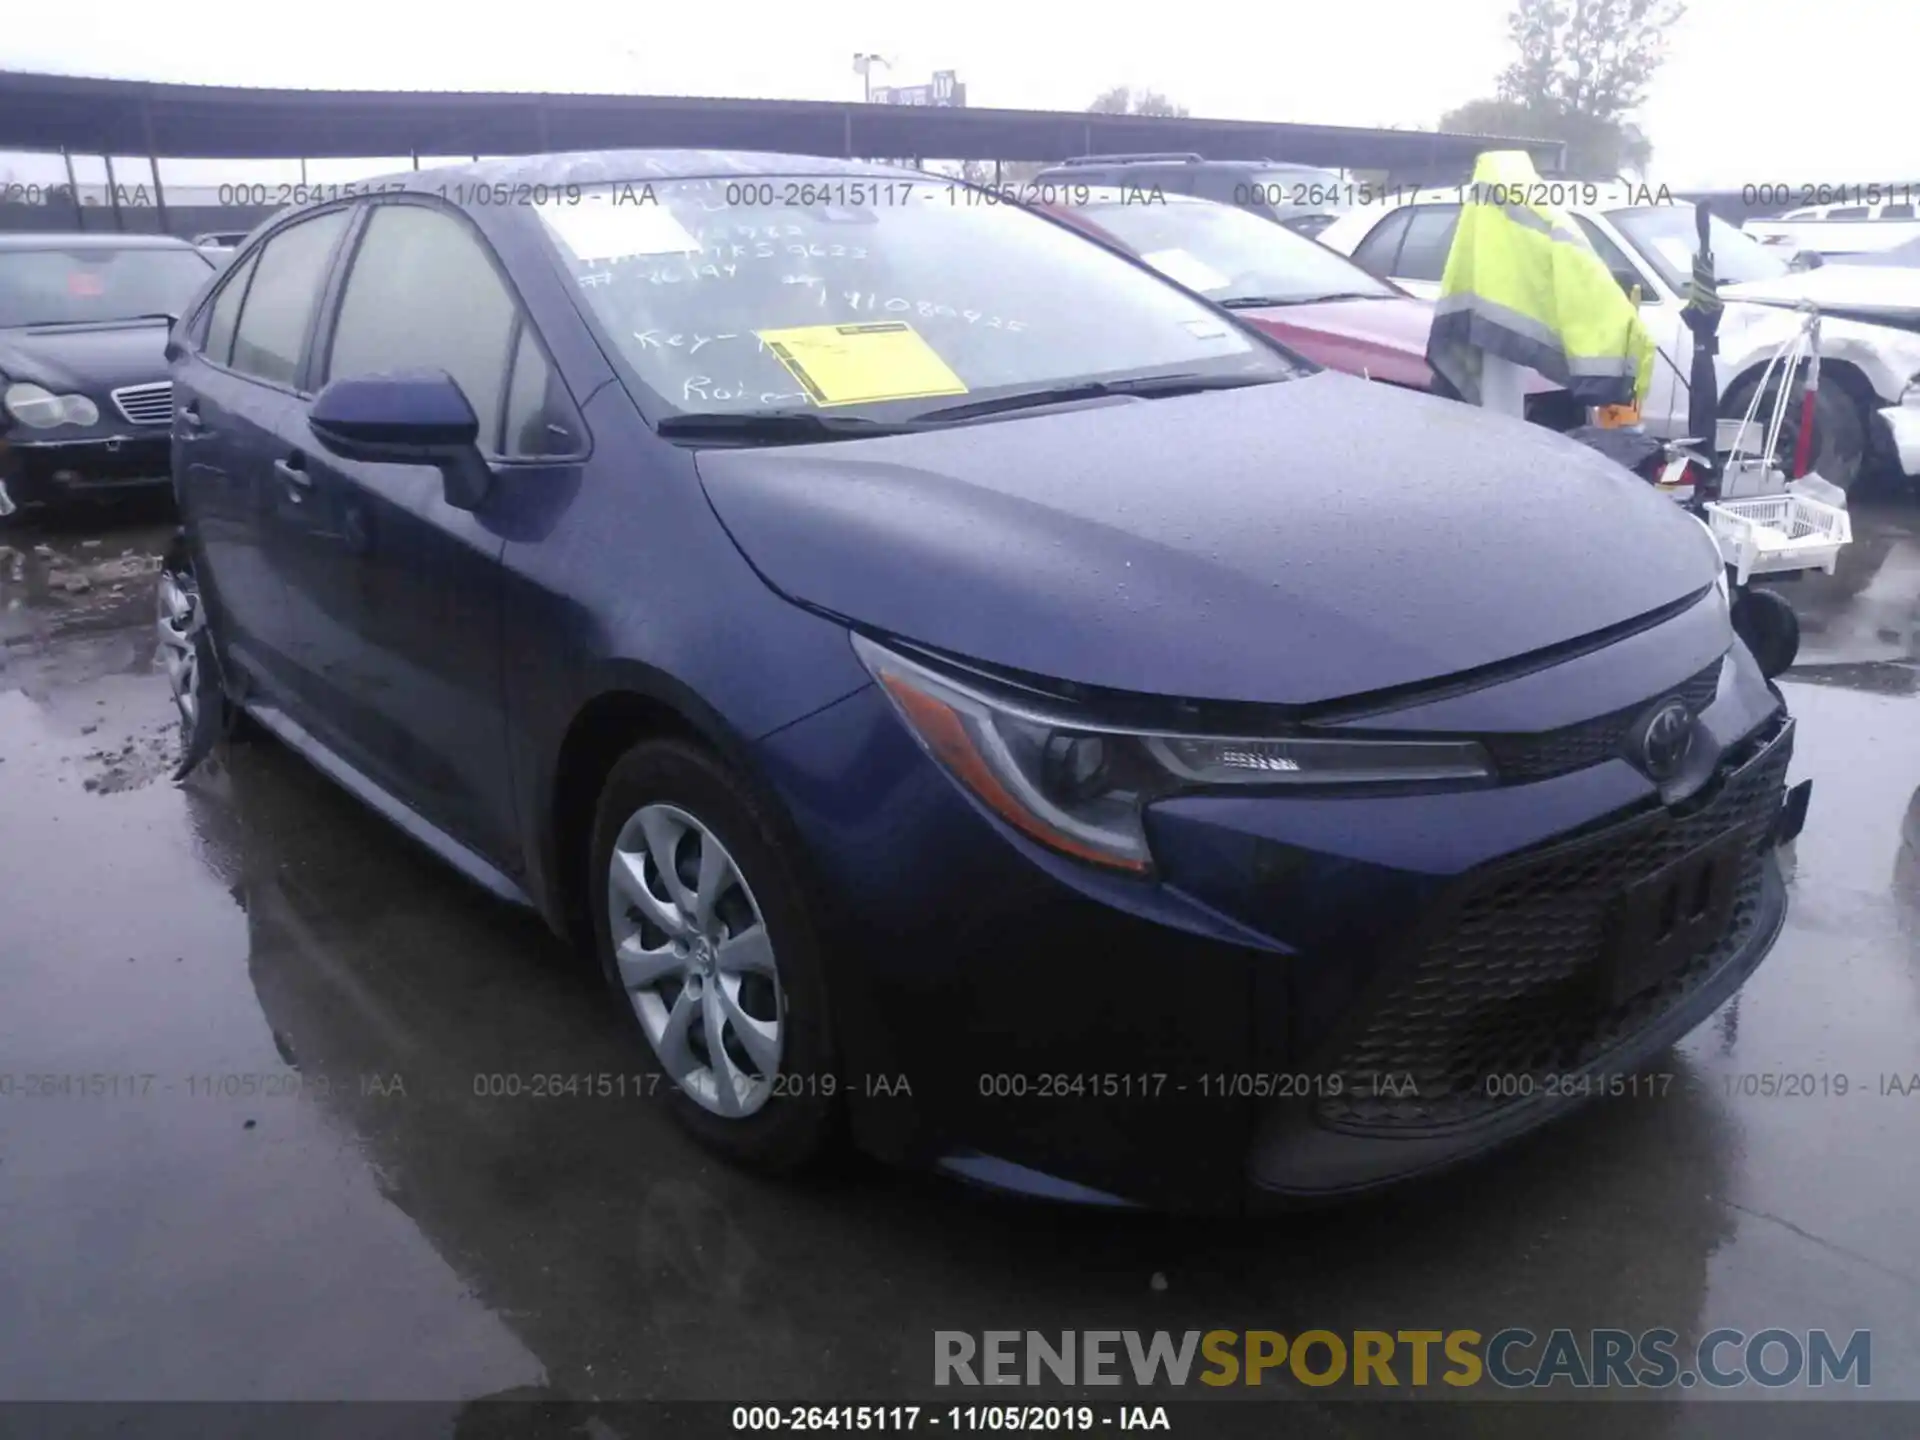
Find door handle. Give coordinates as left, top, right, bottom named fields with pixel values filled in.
left=273, top=456, right=312, bottom=495
left=178, top=403, right=208, bottom=436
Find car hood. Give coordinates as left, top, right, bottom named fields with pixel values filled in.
left=696, top=373, right=1716, bottom=707
left=1238, top=297, right=1562, bottom=396
left=1724, top=267, right=1920, bottom=324
left=0, top=320, right=172, bottom=394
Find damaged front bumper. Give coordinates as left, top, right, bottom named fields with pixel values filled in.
left=0, top=431, right=173, bottom=512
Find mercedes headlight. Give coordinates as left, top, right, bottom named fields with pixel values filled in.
left=853, top=635, right=1491, bottom=874
left=2, top=382, right=98, bottom=429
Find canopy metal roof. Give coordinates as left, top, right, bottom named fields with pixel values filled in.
left=0, top=71, right=1564, bottom=176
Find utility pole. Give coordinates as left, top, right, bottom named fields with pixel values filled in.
left=852, top=53, right=889, bottom=103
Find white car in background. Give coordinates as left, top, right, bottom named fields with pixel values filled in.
left=1318, top=187, right=1920, bottom=492
left=1745, top=199, right=1920, bottom=258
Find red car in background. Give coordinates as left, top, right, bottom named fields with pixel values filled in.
left=1035, top=189, right=1583, bottom=431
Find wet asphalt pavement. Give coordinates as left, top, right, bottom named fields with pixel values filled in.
left=1, top=490, right=1917, bottom=1440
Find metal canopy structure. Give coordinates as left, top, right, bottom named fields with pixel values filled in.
left=0, top=71, right=1563, bottom=175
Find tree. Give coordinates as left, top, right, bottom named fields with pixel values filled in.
left=1439, top=0, right=1682, bottom=176
left=1086, top=86, right=1189, bottom=118
left=1438, top=97, right=1652, bottom=176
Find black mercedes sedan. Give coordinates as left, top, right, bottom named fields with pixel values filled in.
left=0, top=233, right=216, bottom=515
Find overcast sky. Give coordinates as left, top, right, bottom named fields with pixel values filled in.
left=3, top=0, right=1914, bottom=190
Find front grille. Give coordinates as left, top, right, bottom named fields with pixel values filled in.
left=1480, top=655, right=1724, bottom=783
left=11, top=434, right=171, bottom=492
left=111, top=381, right=172, bottom=426
left=1316, top=711, right=1791, bottom=1134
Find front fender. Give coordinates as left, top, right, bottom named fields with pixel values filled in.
left=1719, top=310, right=1920, bottom=404
left=1818, top=320, right=1920, bottom=402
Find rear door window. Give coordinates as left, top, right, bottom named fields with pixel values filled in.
left=1570, top=215, right=1647, bottom=293
left=1393, top=205, right=1463, bottom=282
left=201, top=248, right=258, bottom=366
left=1882, top=204, right=1915, bottom=219
left=229, top=209, right=351, bottom=388
left=1351, top=208, right=1413, bottom=276
left=1828, top=206, right=1869, bottom=220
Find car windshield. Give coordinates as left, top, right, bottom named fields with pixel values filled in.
left=0, top=246, right=215, bottom=327
left=1076, top=195, right=1396, bottom=306
left=534, top=175, right=1296, bottom=420
left=1606, top=206, right=1790, bottom=291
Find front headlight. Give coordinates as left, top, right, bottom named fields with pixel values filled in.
left=1690, top=513, right=1732, bottom=612
left=2, top=381, right=99, bottom=429
left=853, top=635, right=1491, bottom=874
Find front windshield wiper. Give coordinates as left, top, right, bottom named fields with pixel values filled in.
left=656, top=410, right=929, bottom=445
left=912, top=372, right=1278, bottom=425
left=1219, top=292, right=1391, bottom=309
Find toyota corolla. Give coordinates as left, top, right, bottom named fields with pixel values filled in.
left=160, top=151, right=1809, bottom=1212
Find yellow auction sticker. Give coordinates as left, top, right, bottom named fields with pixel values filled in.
left=756, top=322, right=969, bottom=407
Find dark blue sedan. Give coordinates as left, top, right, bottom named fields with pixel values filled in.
left=160, top=150, right=1808, bottom=1211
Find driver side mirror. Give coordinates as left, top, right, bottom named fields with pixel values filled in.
left=308, top=370, right=493, bottom=511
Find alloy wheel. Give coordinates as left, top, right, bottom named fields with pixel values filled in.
left=156, top=568, right=200, bottom=737
left=607, top=803, right=785, bottom=1117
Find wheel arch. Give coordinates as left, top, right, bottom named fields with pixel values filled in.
left=540, top=665, right=809, bottom=954
left=159, top=525, right=240, bottom=695
left=1712, top=355, right=1873, bottom=491
left=1725, top=352, right=1879, bottom=406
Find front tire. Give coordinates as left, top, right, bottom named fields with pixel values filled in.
left=588, top=738, right=839, bottom=1172
left=1732, top=585, right=1801, bottom=680
left=1721, top=370, right=1869, bottom=493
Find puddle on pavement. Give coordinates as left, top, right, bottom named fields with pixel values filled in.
left=1781, top=498, right=1920, bottom=686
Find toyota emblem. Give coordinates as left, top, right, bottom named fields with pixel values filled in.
left=1637, top=699, right=1695, bottom=780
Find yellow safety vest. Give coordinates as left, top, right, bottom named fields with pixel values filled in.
left=1427, top=151, right=1655, bottom=410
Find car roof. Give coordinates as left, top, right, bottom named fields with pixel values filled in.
left=356, top=148, right=925, bottom=195
left=0, top=231, right=205, bottom=252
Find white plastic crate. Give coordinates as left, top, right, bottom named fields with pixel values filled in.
left=1704, top=492, right=1852, bottom=585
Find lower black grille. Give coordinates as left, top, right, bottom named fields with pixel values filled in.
left=6, top=436, right=172, bottom=497
left=1480, top=655, right=1725, bottom=784
left=1317, top=711, right=1792, bottom=1133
